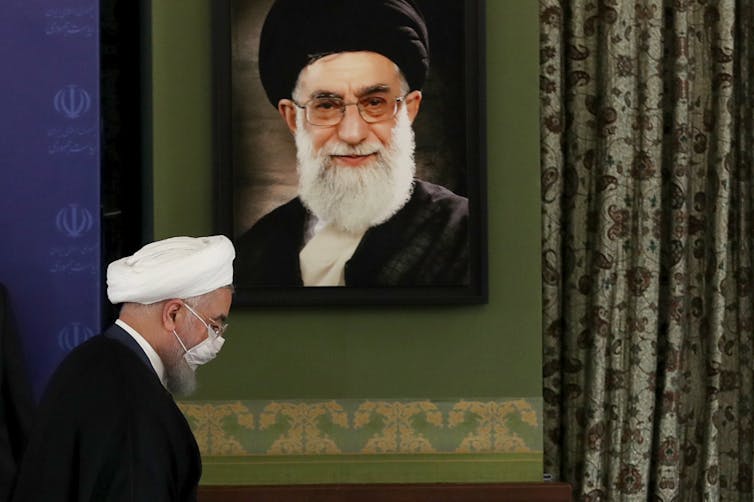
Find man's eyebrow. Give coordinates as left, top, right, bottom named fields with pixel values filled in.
left=310, top=90, right=343, bottom=100
left=308, top=84, right=392, bottom=100
left=355, top=84, right=391, bottom=97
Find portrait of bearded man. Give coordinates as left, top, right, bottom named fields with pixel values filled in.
left=230, top=0, right=478, bottom=293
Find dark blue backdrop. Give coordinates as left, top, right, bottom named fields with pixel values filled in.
left=0, top=0, right=101, bottom=400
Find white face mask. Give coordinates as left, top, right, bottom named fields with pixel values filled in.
left=172, top=302, right=225, bottom=371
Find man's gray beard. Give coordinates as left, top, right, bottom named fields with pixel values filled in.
left=165, top=348, right=197, bottom=397
left=294, top=107, right=416, bottom=234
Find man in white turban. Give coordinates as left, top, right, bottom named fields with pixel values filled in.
left=12, top=235, right=235, bottom=502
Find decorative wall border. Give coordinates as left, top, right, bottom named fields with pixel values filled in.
left=178, top=398, right=541, bottom=456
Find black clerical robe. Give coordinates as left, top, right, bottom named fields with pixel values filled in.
left=12, top=325, right=200, bottom=502
left=0, top=284, right=33, bottom=501
left=235, top=179, right=469, bottom=286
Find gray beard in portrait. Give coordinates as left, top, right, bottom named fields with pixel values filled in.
left=294, top=106, right=417, bottom=234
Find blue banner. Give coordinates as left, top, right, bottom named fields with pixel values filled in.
left=0, top=0, right=101, bottom=400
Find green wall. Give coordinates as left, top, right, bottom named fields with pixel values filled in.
left=151, top=0, right=541, bottom=484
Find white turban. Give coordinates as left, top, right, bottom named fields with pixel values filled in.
left=107, top=235, right=235, bottom=305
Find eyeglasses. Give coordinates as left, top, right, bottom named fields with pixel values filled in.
left=293, top=94, right=406, bottom=127
left=182, top=302, right=229, bottom=337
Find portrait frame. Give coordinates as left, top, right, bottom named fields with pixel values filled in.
left=212, top=0, right=487, bottom=307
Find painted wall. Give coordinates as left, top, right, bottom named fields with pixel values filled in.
left=151, top=0, right=540, bottom=485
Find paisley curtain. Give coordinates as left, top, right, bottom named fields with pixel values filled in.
left=541, top=1, right=754, bottom=499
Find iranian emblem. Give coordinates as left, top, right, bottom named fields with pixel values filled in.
left=56, top=204, right=94, bottom=238
left=58, top=322, right=95, bottom=352
left=54, top=84, right=91, bottom=119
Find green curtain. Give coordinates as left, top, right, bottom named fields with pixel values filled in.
left=541, top=1, right=754, bottom=500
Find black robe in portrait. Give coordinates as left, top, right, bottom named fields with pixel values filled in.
left=235, top=179, right=469, bottom=286
left=12, top=325, right=200, bottom=502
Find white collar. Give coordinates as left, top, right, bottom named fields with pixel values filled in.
left=115, top=319, right=167, bottom=388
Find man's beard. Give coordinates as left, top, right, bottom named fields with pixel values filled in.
left=165, top=346, right=197, bottom=397
left=294, top=106, right=416, bottom=233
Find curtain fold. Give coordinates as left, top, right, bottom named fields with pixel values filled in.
left=541, top=0, right=754, bottom=499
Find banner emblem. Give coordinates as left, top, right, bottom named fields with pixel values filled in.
left=56, top=204, right=94, bottom=238
left=58, top=322, right=95, bottom=352
left=54, top=84, right=91, bottom=119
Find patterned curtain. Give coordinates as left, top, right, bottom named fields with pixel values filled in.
left=541, top=1, right=754, bottom=500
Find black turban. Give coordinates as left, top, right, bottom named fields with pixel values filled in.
left=258, top=0, right=430, bottom=107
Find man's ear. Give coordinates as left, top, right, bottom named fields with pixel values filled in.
left=278, top=99, right=298, bottom=134
left=162, top=299, right=183, bottom=331
left=405, top=90, right=422, bottom=124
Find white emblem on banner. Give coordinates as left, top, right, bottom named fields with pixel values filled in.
left=56, top=204, right=94, bottom=238
left=58, top=322, right=95, bottom=352
left=54, top=84, right=91, bottom=119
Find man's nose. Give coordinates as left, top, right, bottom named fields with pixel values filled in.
left=336, top=104, right=369, bottom=145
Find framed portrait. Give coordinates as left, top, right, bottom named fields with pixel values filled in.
left=212, top=0, right=487, bottom=306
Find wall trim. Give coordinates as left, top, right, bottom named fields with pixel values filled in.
left=198, top=482, right=572, bottom=502
left=201, top=453, right=542, bottom=485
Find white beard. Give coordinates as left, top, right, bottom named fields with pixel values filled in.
left=165, top=350, right=197, bottom=397
left=295, top=106, right=416, bottom=234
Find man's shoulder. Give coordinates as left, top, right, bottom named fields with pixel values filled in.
left=412, top=179, right=468, bottom=207
left=237, top=197, right=306, bottom=243
left=348, top=179, right=470, bottom=286
left=42, top=333, right=153, bottom=397
left=406, top=179, right=469, bottom=221
left=255, top=197, right=306, bottom=225
left=365, top=178, right=469, bottom=244
left=34, top=336, right=125, bottom=416
left=234, top=196, right=308, bottom=256
left=233, top=197, right=308, bottom=286
left=56, top=333, right=121, bottom=366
